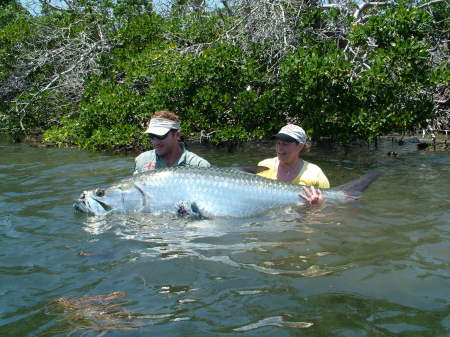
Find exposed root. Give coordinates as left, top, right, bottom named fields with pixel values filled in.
left=51, top=292, right=142, bottom=332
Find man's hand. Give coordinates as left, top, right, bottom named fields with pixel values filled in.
left=299, top=186, right=324, bottom=205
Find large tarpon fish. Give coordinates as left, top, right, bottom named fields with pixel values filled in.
left=74, top=167, right=382, bottom=218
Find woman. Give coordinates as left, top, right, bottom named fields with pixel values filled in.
left=257, top=124, right=330, bottom=204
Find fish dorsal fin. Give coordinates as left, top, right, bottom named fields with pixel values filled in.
left=230, top=165, right=269, bottom=174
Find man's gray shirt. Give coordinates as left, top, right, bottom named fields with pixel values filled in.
left=134, top=144, right=210, bottom=174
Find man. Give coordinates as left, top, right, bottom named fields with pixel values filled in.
left=134, top=110, right=210, bottom=174
left=257, top=124, right=330, bottom=204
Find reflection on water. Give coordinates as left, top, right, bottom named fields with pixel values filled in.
left=0, top=138, right=449, bottom=336
left=81, top=210, right=354, bottom=278
left=232, top=315, right=314, bottom=331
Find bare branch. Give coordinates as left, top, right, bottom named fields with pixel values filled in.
left=418, top=0, right=450, bottom=8
left=1, top=13, right=114, bottom=132
left=221, top=0, right=233, bottom=16
left=354, top=2, right=394, bottom=22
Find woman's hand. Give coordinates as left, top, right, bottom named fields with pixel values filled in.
left=299, top=186, right=324, bottom=205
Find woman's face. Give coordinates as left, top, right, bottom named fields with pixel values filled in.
left=275, top=139, right=303, bottom=163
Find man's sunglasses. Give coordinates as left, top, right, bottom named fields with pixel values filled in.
left=149, top=131, right=171, bottom=140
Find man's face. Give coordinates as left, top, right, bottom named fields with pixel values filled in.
left=151, top=130, right=179, bottom=157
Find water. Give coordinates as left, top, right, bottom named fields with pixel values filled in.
left=0, top=137, right=449, bottom=337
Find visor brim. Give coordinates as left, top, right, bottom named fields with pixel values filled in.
left=144, top=126, right=171, bottom=136
left=274, top=133, right=299, bottom=143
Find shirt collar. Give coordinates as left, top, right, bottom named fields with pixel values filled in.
left=155, top=143, right=187, bottom=168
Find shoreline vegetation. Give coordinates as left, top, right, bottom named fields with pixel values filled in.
left=2, top=132, right=448, bottom=155
left=0, top=1, right=448, bottom=152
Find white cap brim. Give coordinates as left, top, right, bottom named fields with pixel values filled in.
left=144, top=125, right=171, bottom=136
left=144, top=118, right=180, bottom=135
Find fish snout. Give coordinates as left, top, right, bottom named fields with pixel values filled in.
left=74, top=191, right=89, bottom=212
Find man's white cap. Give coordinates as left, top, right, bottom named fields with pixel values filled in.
left=275, top=124, right=307, bottom=143
left=144, top=118, right=180, bottom=136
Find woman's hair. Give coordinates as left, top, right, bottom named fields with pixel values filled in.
left=151, top=110, right=180, bottom=122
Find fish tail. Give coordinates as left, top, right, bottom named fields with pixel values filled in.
left=337, top=170, right=383, bottom=200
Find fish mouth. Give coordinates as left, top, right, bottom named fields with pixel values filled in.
left=73, top=192, right=112, bottom=214
left=73, top=199, right=90, bottom=213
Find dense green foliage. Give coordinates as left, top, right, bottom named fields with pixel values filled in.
left=0, top=0, right=31, bottom=127
left=0, top=0, right=448, bottom=150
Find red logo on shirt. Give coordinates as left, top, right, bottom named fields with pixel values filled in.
left=146, top=162, right=156, bottom=170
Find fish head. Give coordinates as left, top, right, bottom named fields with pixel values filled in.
left=74, top=186, right=124, bottom=215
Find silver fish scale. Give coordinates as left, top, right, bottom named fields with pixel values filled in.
left=132, top=167, right=302, bottom=217
left=75, top=167, right=379, bottom=217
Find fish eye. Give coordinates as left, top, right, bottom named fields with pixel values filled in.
left=95, top=189, right=105, bottom=197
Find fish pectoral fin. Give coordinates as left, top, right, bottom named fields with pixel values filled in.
left=190, top=202, right=205, bottom=219
left=175, top=202, right=204, bottom=219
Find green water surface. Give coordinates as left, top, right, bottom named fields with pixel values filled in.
left=0, top=138, right=449, bottom=336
